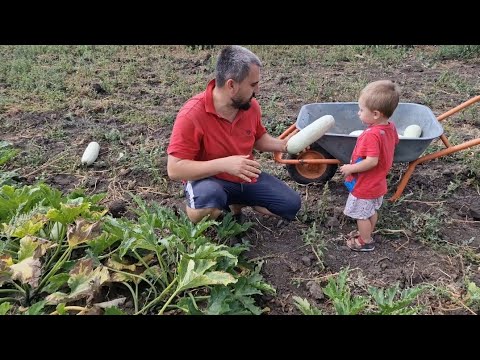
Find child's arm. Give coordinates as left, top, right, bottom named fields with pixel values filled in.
left=340, top=156, right=378, bottom=176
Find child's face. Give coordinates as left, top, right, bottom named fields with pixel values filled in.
left=357, top=98, right=380, bottom=125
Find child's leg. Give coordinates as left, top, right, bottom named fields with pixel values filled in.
left=370, top=211, right=378, bottom=235
left=344, top=194, right=378, bottom=251
left=357, top=219, right=374, bottom=244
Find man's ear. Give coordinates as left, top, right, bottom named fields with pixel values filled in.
left=226, top=79, right=235, bottom=91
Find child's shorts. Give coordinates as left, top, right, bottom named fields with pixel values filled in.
left=343, top=193, right=383, bottom=220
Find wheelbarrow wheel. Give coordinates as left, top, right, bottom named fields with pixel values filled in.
left=286, top=144, right=338, bottom=184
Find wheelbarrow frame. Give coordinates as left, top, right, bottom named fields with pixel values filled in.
left=274, top=95, right=480, bottom=201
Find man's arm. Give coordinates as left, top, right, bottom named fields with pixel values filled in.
left=167, top=155, right=262, bottom=183
left=254, top=133, right=287, bottom=153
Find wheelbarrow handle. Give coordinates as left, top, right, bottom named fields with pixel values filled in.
left=437, top=95, right=480, bottom=122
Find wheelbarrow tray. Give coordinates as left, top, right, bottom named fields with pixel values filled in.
left=295, top=102, right=444, bottom=164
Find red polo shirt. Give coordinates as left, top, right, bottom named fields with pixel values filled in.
left=167, top=79, right=267, bottom=183
left=350, top=122, right=399, bottom=199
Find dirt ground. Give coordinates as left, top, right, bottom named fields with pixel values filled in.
left=1, top=45, right=479, bottom=314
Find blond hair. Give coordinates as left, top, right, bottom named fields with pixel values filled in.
left=360, top=80, right=401, bottom=118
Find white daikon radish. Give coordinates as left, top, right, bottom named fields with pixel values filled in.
left=81, top=141, right=100, bottom=165
left=349, top=130, right=364, bottom=136
left=403, top=125, right=422, bottom=138
left=286, top=115, right=335, bottom=154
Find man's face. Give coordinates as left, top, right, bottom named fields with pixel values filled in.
left=232, top=92, right=255, bottom=110
left=231, top=64, right=260, bottom=111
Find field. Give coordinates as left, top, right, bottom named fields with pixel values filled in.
left=1, top=45, right=479, bottom=315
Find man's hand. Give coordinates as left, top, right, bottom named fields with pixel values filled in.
left=281, top=132, right=310, bottom=154
left=221, top=155, right=261, bottom=182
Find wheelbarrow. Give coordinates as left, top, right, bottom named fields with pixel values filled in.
left=274, top=96, right=480, bottom=201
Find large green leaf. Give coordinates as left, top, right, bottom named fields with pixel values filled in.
left=190, top=244, right=237, bottom=262
left=177, top=258, right=236, bottom=292
left=205, top=287, right=231, bottom=315
left=46, top=202, right=91, bottom=225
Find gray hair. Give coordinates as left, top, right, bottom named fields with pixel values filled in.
left=215, top=45, right=262, bottom=87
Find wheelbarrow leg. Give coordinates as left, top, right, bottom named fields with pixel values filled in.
left=390, top=137, right=480, bottom=201
left=390, top=162, right=419, bottom=201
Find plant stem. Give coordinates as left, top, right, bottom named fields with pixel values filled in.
left=98, top=246, right=120, bottom=260
left=105, top=266, right=158, bottom=298
left=122, top=282, right=138, bottom=314
left=12, top=281, right=27, bottom=294
left=0, top=288, right=23, bottom=294
left=136, top=278, right=177, bottom=315
left=133, top=249, right=166, bottom=288
left=0, top=297, right=19, bottom=304
left=44, top=240, right=64, bottom=270
left=158, top=283, right=181, bottom=315
left=50, top=306, right=87, bottom=315
left=36, top=247, right=72, bottom=292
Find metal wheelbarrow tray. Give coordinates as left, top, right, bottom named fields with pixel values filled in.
left=274, top=96, right=480, bottom=201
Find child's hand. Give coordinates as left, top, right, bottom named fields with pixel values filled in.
left=340, top=164, right=355, bottom=177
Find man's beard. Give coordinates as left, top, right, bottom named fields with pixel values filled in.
left=232, top=93, right=255, bottom=111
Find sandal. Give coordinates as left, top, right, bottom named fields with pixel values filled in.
left=346, top=236, right=375, bottom=252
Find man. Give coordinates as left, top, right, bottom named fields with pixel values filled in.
left=167, top=45, right=301, bottom=224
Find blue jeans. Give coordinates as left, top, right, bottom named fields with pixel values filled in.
left=184, top=172, right=301, bottom=220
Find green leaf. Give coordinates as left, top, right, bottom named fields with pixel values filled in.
left=233, top=277, right=263, bottom=297
left=17, top=236, right=38, bottom=261
left=55, top=303, right=67, bottom=315
left=177, top=258, right=236, bottom=292
left=25, top=300, right=46, bottom=315
left=5, top=215, right=47, bottom=238
left=43, top=273, right=70, bottom=293
left=177, top=296, right=204, bottom=315
left=89, top=233, right=120, bottom=256
left=190, top=244, right=237, bottom=261
left=293, top=296, right=323, bottom=315
left=0, top=302, right=12, bottom=315
left=104, top=307, right=126, bottom=315
left=205, top=287, right=231, bottom=315
left=46, top=202, right=91, bottom=225
left=216, top=212, right=252, bottom=240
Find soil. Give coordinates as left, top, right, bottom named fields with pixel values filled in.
left=1, top=46, right=479, bottom=314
